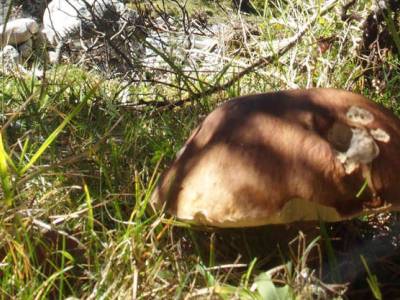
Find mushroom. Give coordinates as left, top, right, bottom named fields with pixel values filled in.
left=151, top=88, right=400, bottom=227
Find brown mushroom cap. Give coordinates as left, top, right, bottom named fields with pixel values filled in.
left=151, top=88, right=400, bottom=227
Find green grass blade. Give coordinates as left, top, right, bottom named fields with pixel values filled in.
left=243, top=258, right=258, bottom=288
left=2, top=143, right=17, bottom=173
left=19, top=137, right=30, bottom=167
left=356, top=179, right=368, bottom=198
left=361, top=255, right=382, bottom=300
left=34, top=266, right=74, bottom=300
left=84, top=184, right=94, bottom=232
left=0, top=133, right=13, bottom=206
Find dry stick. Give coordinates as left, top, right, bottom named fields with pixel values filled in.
left=144, top=0, right=339, bottom=110
left=30, top=217, right=85, bottom=249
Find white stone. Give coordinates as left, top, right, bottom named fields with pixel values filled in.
left=0, top=44, right=20, bottom=64
left=42, top=0, right=86, bottom=45
left=42, top=0, right=124, bottom=46
left=48, top=50, right=59, bottom=64
left=0, top=44, right=26, bottom=74
left=0, top=18, right=39, bottom=46
left=0, top=44, right=43, bottom=77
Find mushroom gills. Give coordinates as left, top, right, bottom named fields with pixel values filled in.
left=178, top=198, right=344, bottom=228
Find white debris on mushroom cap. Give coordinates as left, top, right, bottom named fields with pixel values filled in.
left=336, top=128, right=379, bottom=174
left=370, top=128, right=390, bottom=143
left=346, top=105, right=374, bottom=125
left=337, top=106, right=392, bottom=174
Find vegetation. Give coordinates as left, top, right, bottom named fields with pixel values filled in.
left=0, top=0, right=400, bottom=298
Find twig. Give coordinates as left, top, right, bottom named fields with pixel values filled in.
left=29, top=216, right=85, bottom=249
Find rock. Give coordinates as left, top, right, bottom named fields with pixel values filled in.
left=0, top=45, right=20, bottom=65
left=42, top=0, right=125, bottom=46
left=0, top=18, right=39, bottom=46
left=0, top=44, right=26, bottom=74
left=42, top=0, right=86, bottom=46
left=48, top=51, right=58, bottom=64
left=0, top=44, right=43, bottom=77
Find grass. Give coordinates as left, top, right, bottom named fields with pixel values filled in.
left=1, top=0, right=400, bottom=298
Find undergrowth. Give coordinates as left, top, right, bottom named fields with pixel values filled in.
left=1, top=0, right=400, bottom=299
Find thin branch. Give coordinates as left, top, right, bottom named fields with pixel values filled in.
left=144, top=0, right=339, bottom=110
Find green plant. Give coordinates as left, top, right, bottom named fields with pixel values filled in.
left=361, top=255, right=382, bottom=300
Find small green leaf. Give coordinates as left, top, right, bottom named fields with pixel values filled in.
left=84, top=184, right=94, bottom=232
left=254, top=272, right=294, bottom=300
left=55, top=250, right=75, bottom=263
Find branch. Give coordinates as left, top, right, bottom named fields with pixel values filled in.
left=143, top=0, right=339, bottom=110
